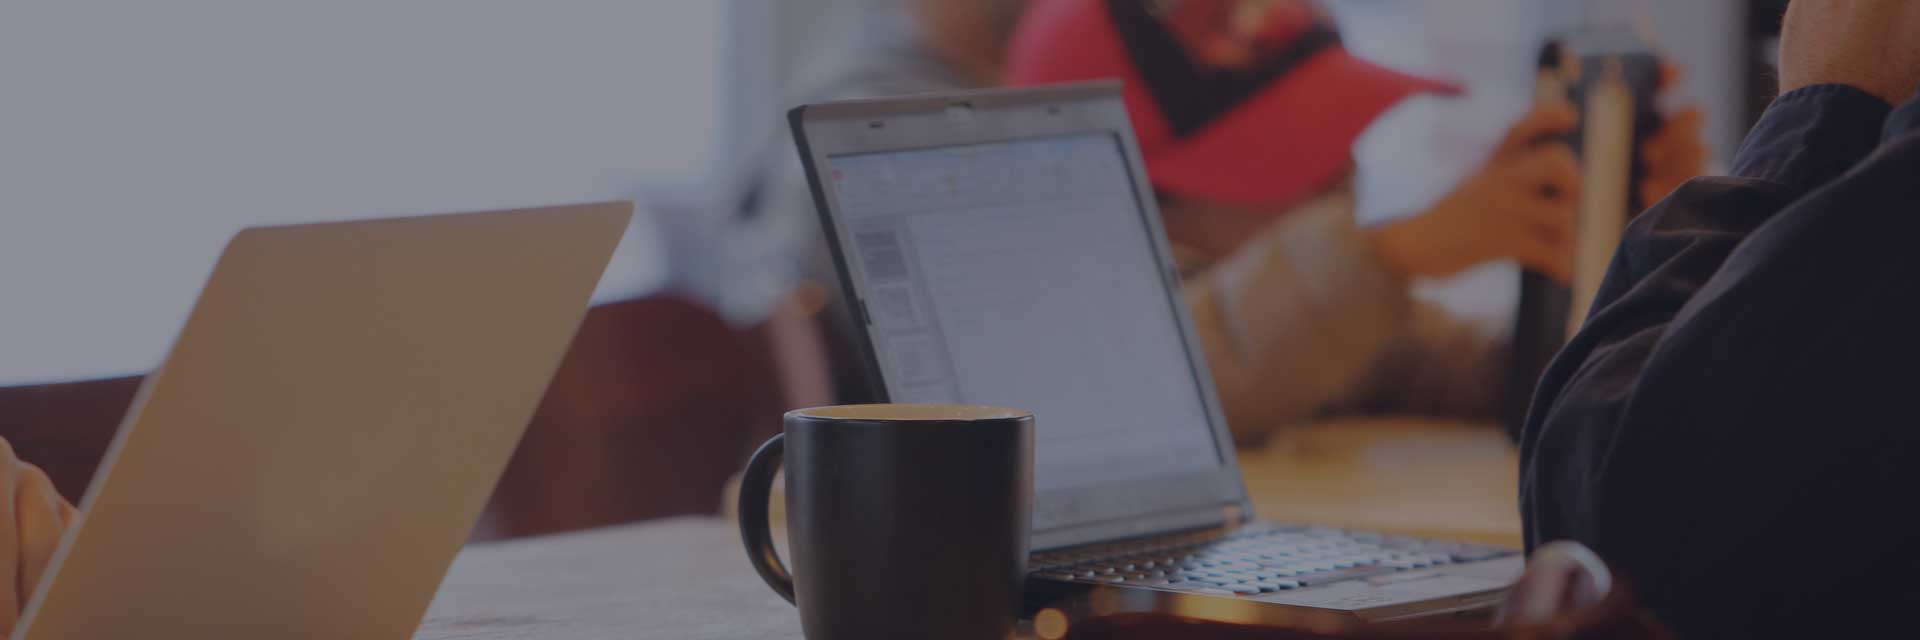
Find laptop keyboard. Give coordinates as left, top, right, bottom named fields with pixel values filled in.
left=1028, top=523, right=1517, bottom=597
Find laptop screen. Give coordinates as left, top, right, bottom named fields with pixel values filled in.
left=828, top=132, right=1227, bottom=496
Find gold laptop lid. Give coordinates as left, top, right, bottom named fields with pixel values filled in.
left=18, top=201, right=631, bottom=638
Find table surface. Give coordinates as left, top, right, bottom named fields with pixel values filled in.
left=417, top=518, right=803, bottom=639
left=1239, top=417, right=1521, bottom=548
left=416, top=418, right=1521, bottom=638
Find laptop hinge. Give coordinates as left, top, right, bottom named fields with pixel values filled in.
left=1223, top=502, right=1249, bottom=527
left=1031, top=504, right=1232, bottom=552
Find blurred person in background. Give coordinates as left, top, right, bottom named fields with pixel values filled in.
left=733, top=0, right=1031, bottom=403
left=1006, top=0, right=1708, bottom=444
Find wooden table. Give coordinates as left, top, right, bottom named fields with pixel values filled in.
left=417, top=418, right=1523, bottom=638
left=1238, top=418, right=1521, bottom=548
left=417, top=518, right=802, bottom=639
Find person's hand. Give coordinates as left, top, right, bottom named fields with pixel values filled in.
left=1368, top=104, right=1582, bottom=283
left=1499, top=540, right=1614, bottom=625
left=0, top=438, right=76, bottom=637
left=1779, top=0, right=1920, bottom=105
left=1640, top=66, right=1709, bottom=207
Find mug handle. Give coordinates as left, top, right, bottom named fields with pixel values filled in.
left=737, top=433, right=796, bottom=604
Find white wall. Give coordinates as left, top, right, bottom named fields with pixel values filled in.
left=1, top=1, right=727, bottom=384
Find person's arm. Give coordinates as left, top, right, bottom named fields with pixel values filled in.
left=1340, top=297, right=1508, bottom=420
left=1520, top=66, right=1920, bottom=638
left=1524, top=85, right=1919, bottom=637
left=1523, top=0, right=1920, bottom=539
left=1524, top=82, right=1895, bottom=518
left=1189, top=109, right=1582, bottom=441
left=1187, top=204, right=1519, bottom=439
left=1524, top=10, right=1920, bottom=633
left=1184, top=192, right=1414, bottom=443
left=1520, top=83, right=1894, bottom=530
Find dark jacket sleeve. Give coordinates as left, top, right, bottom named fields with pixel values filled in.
left=1520, top=85, right=1920, bottom=637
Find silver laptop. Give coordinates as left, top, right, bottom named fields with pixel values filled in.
left=790, top=84, right=1522, bottom=627
left=15, top=202, right=632, bottom=638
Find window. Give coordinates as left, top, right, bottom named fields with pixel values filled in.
left=1, top=1, right=727, bottom=384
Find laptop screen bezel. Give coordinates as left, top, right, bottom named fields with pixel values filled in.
left=790, top=82, right=1254, bottom=550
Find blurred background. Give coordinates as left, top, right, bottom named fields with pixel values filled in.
left=0, top=0, right=1790, bottom=542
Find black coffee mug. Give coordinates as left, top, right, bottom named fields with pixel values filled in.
left=738, top=404, right=1034, bottom=640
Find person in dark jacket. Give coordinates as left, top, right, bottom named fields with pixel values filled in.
left=1520, top=1, right=1920, bottom=636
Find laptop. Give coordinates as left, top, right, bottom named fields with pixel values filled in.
left=790, top=84, right=1523, bottom=627
left=14, top=202, right=632, bottom=638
